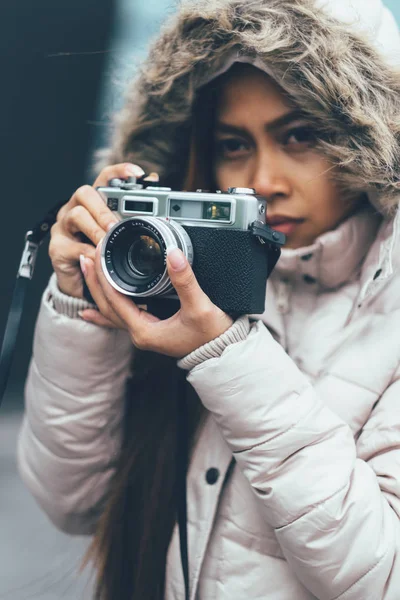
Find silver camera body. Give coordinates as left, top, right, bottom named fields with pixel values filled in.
left=97, top=178, right=285, bottom=315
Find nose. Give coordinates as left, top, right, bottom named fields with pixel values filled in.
left=250, top=153, right=291, bottom=204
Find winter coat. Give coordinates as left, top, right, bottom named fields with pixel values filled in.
left=18, top=0, right=400, bottom=598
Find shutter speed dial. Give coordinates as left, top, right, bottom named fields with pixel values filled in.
left=227, top=187, right=256, bottom=195
left=195, top=188, right=256, bottom=195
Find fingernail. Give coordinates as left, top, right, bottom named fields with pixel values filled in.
left=126, top=164, right=145, bottom=177
left=145, top=171, right=159, bottom=182
left=167, top=247, right=186, bottom=271
left=78, top=311, right=86, bottom=319
left=80, top=254, right=87, bottom=277
left=107, top=221, right=116, bottom=231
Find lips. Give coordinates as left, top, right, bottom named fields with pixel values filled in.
left=266, top=215, right=304, bottom=236
left=266, top=215, right=303, bottom=226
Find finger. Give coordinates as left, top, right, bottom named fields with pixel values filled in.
left=81, top=256, right=126, bottom=329
left=93, top=163, right=145, bottom=188
left=56, top=203, right=69, bottom=222
left=143, top=171, right=159, bottom=182
left=79, top=309, right=123, bottom=329
left=166, top=247, right=210, bottom=313
left=94, top=244, right=159, bottom=333
left=63, top=205, right=112, bottom=246
left=66, top=185, right=119, bottom=232
left=49, top=229, right=96, bottom=266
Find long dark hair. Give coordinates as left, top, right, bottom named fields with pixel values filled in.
left=83, top=84, right=218, bottom=600
left=83, top=351, right=204, bottom=600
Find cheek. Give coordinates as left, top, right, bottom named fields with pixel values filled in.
left=307, top=188, right=353, bottom=241
left=297, top=160, right=343, bottom=224
left=214, top=162, right=247, bottom=190
left=214, top=163, right=231, bottom=189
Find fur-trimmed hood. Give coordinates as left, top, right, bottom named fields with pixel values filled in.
left=102, top=0, right=400, bottom=212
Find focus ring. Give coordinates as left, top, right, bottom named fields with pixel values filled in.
left=100, top=217, right=194, bottom=298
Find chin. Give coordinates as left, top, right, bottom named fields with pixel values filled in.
left=283, top=237, right=300, bottom=250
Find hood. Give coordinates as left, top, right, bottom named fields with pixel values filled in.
left=101, top=0, right=400, bottom=213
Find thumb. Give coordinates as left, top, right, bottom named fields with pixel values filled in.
left=166, top=247, right=208, bottom=311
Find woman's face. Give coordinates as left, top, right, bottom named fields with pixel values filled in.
left=213, top=65, right=360, bottom=249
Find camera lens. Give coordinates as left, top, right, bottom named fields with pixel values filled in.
left=127, top=235, right=164, bottom=277
left=100, top=217, right=193, bottom=298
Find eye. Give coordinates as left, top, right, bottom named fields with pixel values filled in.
left=282, top=126, right=316, bottom=147
left=214, top=137, right=250, bottom=159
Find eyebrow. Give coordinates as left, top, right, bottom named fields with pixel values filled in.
left=215, top=110, right=306, bottom=136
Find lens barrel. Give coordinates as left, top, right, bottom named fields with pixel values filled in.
left=100, top=217, right=193, bottom=297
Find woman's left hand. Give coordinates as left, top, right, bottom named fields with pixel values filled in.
left=79, top=243, right=234, bottom=358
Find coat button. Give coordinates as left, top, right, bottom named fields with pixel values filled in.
left=373, top=269, right=382, bottom=280
left=303, top=274, right=317, bottom=284
left=205, top=468, right=220, bottom=485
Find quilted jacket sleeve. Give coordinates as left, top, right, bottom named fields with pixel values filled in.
left=17, top=284, right=134, bottom=535
left=187, top=320, right=400, bottom=600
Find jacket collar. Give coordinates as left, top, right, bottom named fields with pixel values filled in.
left=357, top=200, right=400, bottom=306
left=273, top=204, right=383, bottom=290
left=255, top=196, right=399, bottom=349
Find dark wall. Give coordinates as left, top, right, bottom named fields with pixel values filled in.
left=0, top=1, right=115, bottom=406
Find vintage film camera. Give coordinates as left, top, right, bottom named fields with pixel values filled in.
left=97, top=178, right=285, bottom=315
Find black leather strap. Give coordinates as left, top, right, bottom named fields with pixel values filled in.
left=0, top=200, right=65, bottom=408
left=0, top=276, right=29, bottom=406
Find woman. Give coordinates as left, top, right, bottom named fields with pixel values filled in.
left=18, top=0, right=400, bottom=598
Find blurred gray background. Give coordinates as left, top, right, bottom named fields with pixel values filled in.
left=0, top=1, right=174, bottom=597
left=0, top=0, right=399, bottom=598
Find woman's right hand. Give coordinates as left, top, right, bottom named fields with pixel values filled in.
left=49, top=163, right=145, bottom=298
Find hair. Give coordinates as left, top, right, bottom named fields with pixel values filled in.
left=83, top=349, right=205, bottom=600
left=183, top=85, right=219, bottom=191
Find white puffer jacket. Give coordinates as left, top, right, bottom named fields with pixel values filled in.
left=17, top=0, right=400, bottom=599
left=18, top=202, right=400, bottom=599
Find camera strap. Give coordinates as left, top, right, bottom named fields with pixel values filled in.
left=0, top=200, right=65, bottom=407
